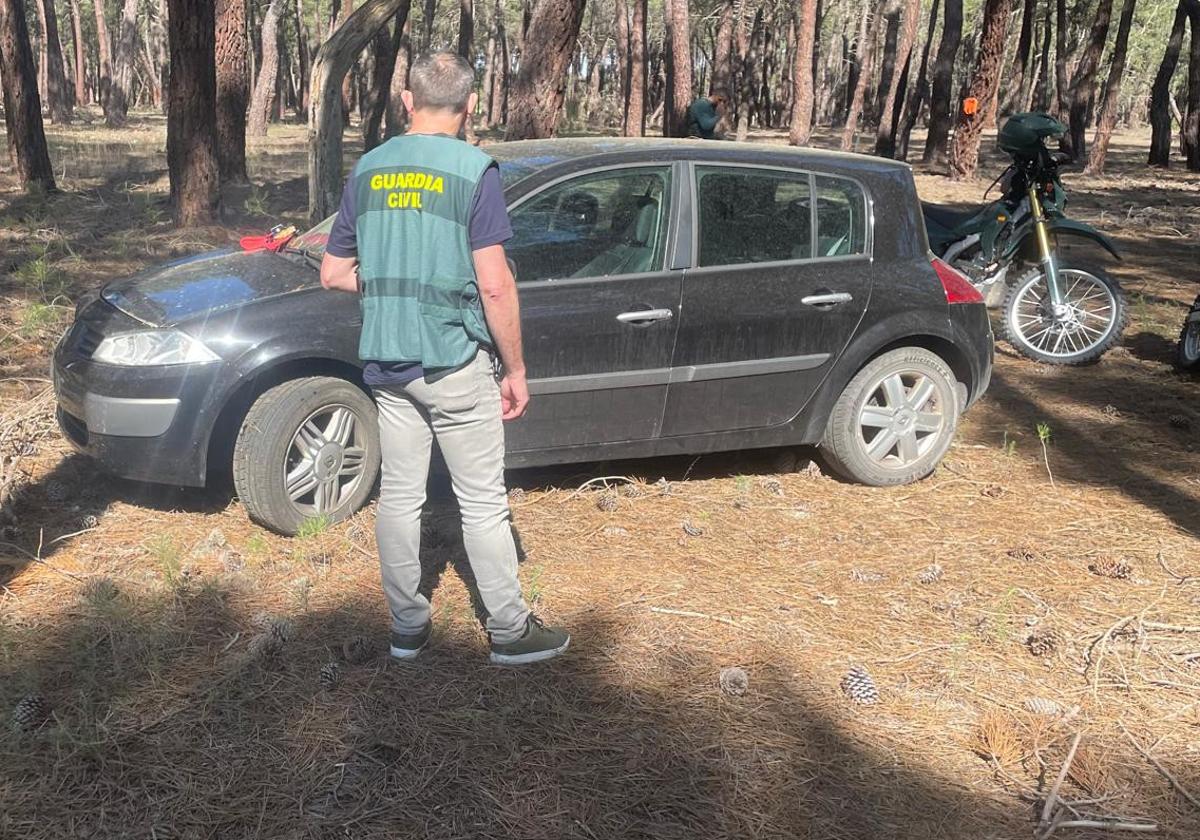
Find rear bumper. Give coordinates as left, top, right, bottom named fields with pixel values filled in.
left=949, top=302, right=994, bottom=408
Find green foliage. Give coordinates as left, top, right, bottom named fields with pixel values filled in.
left=243, top=185, right=271, bottom=217
left=146, top=534, right=183, bottom=588
left=526, top=564, right=545, bottom=605
left=13, top=244, right=71, bottom=305
left=296, top=515, right=330, bottom=540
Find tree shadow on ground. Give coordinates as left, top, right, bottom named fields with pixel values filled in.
left=0, top=571, right=1034, bottom=840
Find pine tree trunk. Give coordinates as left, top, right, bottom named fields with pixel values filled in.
left=1033, top=0, right=1053, bottom=111
left=215, top=0, right=249, bottom=182
left=34, top=0, right=71, bottom=122
left=482, top=11, right=497, bottom=121
left=711, top=0, right=734, bottom=95
left=504, top=0, right=586, bottom=140
left=67, top=0, right=86, bottom=105
left=948, top=0, right=1013, bottom=179
left=423, top=0, right=437, bottom=50
left=339, top=0, right=356, bottom=124
left=363, top=0, right=410, bottom=150
left=106, top=0, right=140, bottom=125
left=623, top=0, right=646, bottom=135
left=1083, top=0, right=1135, bottom=174
left=1149, top=1, right=1188, bottom=167
left=0, top=0, right=55, bottom=191
left=1001, top=0, right=1036, bottom=116
left=873, top=0, right=903, bottom=126
left=896, top=0, right=938, bottom=160
left=1053, top=0, right=1069, bottom=116
left=488, top=10, right=506, bottom=128
left=923, top=0, right=962, bottom=163
left=736, top=7, right=762, bottom=140
left=788, top=0, right=817, bottom=145
left=1060, top=0, right=1113, bottom=160
left=92, top=0, right=113, bottom=107
left=384, top=14, right=411, bottom=137
left=874, top=0, right=919, bottom=157
left=248, top=0, right=283, bottom=137
left=296, top=0, right=312, bottom=115
left=1184, top=0, right=1200, bottom=171
left=458, top=0, right=473, bottom=58
left=166, top=0, right=219, bottom=224
left=662, top=0, right=691, bottom=137
left=614, top=0, right=629, bottom=115
left=309, top=0, right=408, bottom=219
left=840, top=0, right=876, bottom=150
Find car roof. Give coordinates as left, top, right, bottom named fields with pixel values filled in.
left=488, top=137, right=912, bottom=187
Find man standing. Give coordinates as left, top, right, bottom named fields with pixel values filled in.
left=686, top=92, right=729, bottom=139
left=320, top=52, right=569, bottom=666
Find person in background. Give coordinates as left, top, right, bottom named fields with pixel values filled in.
left=687, top=92, right=730, bottom=140
left=319, top=52, right=569, bottom=666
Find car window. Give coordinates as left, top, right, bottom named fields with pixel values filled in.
left=696, top=166, right=813, bottom=268
left=814, top=175, right=868, bottom=257
left=506, top=167, right=672, bottom=282
left=290, top=215, right=336, bottom=255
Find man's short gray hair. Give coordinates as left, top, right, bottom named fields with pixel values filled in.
left=408, top=52, right=475, bottom=112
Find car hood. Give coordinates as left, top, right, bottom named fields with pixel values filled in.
left=101, top=248, right=317, bottom=327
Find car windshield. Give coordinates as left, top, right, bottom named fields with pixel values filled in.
left=287, top=215, right=335, bottom=257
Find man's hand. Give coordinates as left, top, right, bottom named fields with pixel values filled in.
left=320, top=253, right=359, bottom=292
left=499, top=371, right=529, bottom=421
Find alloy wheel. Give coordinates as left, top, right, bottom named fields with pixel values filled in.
left=284, top=404, right=370, bottom=517
left=856, top=370, right=946, bottom=467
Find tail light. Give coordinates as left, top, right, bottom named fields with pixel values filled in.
left=932, top=257, right=984, bottom=305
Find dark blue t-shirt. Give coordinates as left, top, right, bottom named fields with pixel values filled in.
left=326, top=158, right=513, bottom=387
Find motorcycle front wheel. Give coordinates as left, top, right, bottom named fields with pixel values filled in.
left=1177, top=295, right=1200, bottom=371
left=1000, top=263, right=1128, bottom=365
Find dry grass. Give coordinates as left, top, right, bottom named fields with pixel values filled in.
left=1, top=114, right=1199, bottom=838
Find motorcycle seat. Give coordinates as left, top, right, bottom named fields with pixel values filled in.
left=922, top=202, right=978, bottom=234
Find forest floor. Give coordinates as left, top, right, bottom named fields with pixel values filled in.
left=1, top=112, right=1199, bottom=839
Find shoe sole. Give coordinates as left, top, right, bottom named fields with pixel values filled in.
left=389, top=641, right=428, bottom=660
left=488, top=636, right=570, bottom=665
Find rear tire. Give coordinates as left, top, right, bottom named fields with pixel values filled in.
left=1176, top=295, right=1200, bottom=371
left=820, top=348, right=960, bottom=486
left=232, top=377, right=381, bottom=536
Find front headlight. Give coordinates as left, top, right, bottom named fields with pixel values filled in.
left=92, top=330, right=220, bottom=366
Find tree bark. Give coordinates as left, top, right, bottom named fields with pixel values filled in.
left=1033, top=0, right=1053, bottom=111
left=295, top=0, right=312, bottom=115
left=1149, top=1, right=1188, bottom=166
left=614, top=0, right=629, bottom=113
left=1083, top=0, right=1135, bottom=174
left=0, top=0, right=55, bottom=191
left=248, top=0, right=283, bottom=137
left=92, top=0, right=113, bottom=107
left=503, top=0, right=587, bottom=140
left=67, top=0, right=86, bottom=105
left=214, top=0, right=249, bottom=182
left=896, top=0, right=938, bottom=160
left=948, top=0, right=1013, bottom=178
left=662, top=0, right=691, bottom=137
left=873, top=0, right=903, bottom=126
left=1059, top=0, right=1113, bottom=160
left=623, top=0, right=645, bottom=135
left=384, top=13, right=412, bottom=137
left=1001, top=0, right=1036, bottom=116
left=735, top=6, right=762, bottom=140
left=1184, top=0, right=1200, bottom=171
left=840, top=0, right=876, bottom=150
left=923, top=0, right=962, bottom=163
left=711, top=0, right=734, bottom=96
left=34, top=0, right=71, bottom=122
left=363, top=0, right=410, bottom=150
left=309, top=0, right=409, bottom=219
left=458, top=0, right=473, bottom=58
left=874, top=0, right=919, bottom=157
left=105, top=0, right=140, bottom=125
left=788, top=0, right=818, bottom=145
left=488, top=10, right=506, bottom=127
left=166, top=0, right=219, bottom=224
left=1053, top=0, right=1069, bottom=116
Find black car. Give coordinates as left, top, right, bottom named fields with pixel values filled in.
left=53, top=139, right=993, bottom=534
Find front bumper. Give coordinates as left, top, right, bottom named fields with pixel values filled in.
left=52, top=306, right=226, bottom=487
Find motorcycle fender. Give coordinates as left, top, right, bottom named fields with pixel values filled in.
left=1002, top=218, right=1122, bottom=261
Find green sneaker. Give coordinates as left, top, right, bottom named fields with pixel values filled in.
left=489, top=615, right=570, bottom=665
left=389, top=622, right=432, bottom=660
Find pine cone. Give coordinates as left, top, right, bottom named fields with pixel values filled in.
left=981, top=483, right=1006, bottom=498
left=917, top=563, right=944, bottom=584
left=1089, top=557, right=1133, bottom=579
left=681, top=520, right=704, bottom=537
left=43, top=480, right=68, bottom=504
left=341, top=635, right=376, bottom=665
left=1006, top=546, right=1040, bottom=563
left=759, top=477, right=784, bottom=497
left=219, top=547, right=245, bottom=573
left=1023, top=697, right=1063, bottom=716
left=508, top=487, right=527, bottom=504
left=840, top=665, right=880, bottom=705
left=1026, top=627, right=1062, bottom=657
left=596, top=491, right=619, bottom=513
left=1169, top=414, right=1191, bottom=431
left=619, top=483, right=642, bottom=499
left=319, top=661, right=341, bottom=691
left=719, top=667, right=749, bottom=696
left=11, top=693, right=50, bottom=731
left=248, top=632, right=284, bottom=660
left=849, top=568, right=885, bottom=583
left=655, top=477, right=673, bottom=495
left=1101, top=404, right=1120, bottom=418
left=79, top=514, right=100, bottom=530
left=800, top=460, right=823, bottom=479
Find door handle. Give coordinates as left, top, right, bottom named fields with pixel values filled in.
left=616, top=308, right=674, bottom=324
left=801, top=292, right=853, bottom=307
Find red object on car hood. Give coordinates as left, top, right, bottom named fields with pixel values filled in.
left=240, top=225, right=297, bottom=252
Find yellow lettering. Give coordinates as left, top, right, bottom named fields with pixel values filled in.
left=370, top=174, right=381, bottom=190
left=414, top=191, right=422, bottom=208
left=387, top=192, right=398, bottom=208
left=430, top=176, right=444, bottom=193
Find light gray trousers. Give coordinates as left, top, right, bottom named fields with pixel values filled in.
left=373, top=351, right=530, bottom=644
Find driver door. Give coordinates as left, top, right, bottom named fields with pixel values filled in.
left=503, top=165, right=681, bottom=452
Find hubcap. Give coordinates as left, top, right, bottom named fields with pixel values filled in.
left=1012, top=269, right=1117, bottom=359
left=284, top=405, right=368, bottom=516
left=857, top=371, right=945, bottom=467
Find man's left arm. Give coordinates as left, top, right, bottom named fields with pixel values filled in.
left=320, top=176, right=360, bottom=293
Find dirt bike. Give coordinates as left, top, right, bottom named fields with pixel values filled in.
left=1178, top=293, right=1200, bottom=371
left=924, top=113, right=1128, bottom=365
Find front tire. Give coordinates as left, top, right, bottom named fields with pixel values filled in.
left=820, top=348, right=961, bottom=486
left=1176, top=295, right=1200, bottom=371
left=1000, top=262, right=1128, bottom=365
left=232, top=377, right=381, bottom=535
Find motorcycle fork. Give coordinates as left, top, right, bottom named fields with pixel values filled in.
left=1028, top=183, right=1064, bottom=308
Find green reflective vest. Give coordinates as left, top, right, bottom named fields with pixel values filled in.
left=352, top=133, right=494, bottom=372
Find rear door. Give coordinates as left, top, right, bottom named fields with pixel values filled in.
left=503, top=164, right=683, bottom=452
left=661, top=165, right=874, bottom=437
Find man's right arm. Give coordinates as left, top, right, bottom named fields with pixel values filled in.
left=473, top=244, right=529, bottom=420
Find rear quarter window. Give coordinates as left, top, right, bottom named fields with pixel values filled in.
left=814, top=175, right=868, bottom=258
